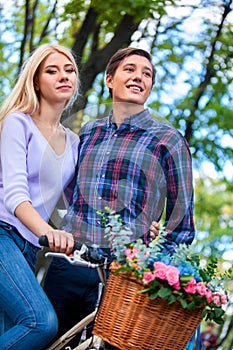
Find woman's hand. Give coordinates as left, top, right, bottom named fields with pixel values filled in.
left=149, top=221, right=160, bottom=241
left=44, top=228, right=74, bottom=255
left=14, top=201, right=74, bottom=255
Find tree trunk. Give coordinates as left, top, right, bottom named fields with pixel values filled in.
left=67, top=14, right=140, bottom=117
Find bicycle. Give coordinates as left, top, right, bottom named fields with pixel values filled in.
left=39, top=236, right=111, bottom=350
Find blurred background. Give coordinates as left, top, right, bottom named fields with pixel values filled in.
left=0, top=0, right=232, bottom=348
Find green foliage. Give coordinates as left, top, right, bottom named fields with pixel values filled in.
left=63, top=0, right=175, bottom=25
left=91, top=0, right=174, bottom=23
left=200, top=257, right=218, bottom=283
left=194, top=176, right=233, bottom=258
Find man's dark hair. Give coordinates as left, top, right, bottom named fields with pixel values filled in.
left=106, top=47, right=156, bottom=97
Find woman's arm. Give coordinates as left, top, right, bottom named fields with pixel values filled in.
left=15, top=201, right=74, bottom=255
left=1, top=113, right=74, bottom=254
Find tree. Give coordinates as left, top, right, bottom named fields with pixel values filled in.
left=2, top=1, right=232, bottom=344
left=193, top=174, right=233, bottom=349
left=2, top=0, right=232, bottom=175
left=194, top=175, right=233, bottom=257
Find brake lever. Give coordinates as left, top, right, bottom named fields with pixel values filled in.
left=44, top=251, right=99, bottom=268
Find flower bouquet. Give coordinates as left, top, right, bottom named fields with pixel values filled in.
left=93, top=211, right=231, bottom=350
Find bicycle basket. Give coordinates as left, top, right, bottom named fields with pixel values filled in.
left=93, top=263, right=203, bottom=350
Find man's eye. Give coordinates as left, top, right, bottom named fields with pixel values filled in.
left=144, top=71, right=152, bottom=78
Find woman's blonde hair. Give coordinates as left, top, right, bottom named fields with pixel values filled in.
left=0, top=44, right=80, bottom=127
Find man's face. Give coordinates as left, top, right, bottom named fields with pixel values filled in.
left=106, top=54, right=153, bottom=107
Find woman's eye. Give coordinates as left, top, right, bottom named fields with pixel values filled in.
left=66, top=68, right=75, bottom=73
left=46, top=69, right=57, bottom=74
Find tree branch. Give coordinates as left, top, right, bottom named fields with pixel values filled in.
left=69, top=14, right=139, bottom=115
left=184, top=0, right=232, bottom=142
left=18, top=0, right=31, bottom=72
left=72, top=7, right=99, bottom=67
left=37, top=0, right=57, bottom=45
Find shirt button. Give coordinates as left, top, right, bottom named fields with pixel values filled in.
left=106, top=151, right=110, bottom=155
left=114, top=134, right=117, bottom=137
left=102, top=174, right=105, bottom=178
left=98, top=196, right=102, bottom=200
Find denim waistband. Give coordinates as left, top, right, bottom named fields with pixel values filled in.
left=0, top=220, right=17, bottom=231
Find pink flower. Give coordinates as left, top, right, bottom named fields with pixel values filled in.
left=196, top=282, right=207, bottom=297
left=153, top=261, right=168, bottom=269
left=125, top=246, right=139, bottom=261
left=173, top=282, right=181, bottom=290
left=166, top=266, right=180, bottom=286
left=143, top=272, right=155, bottom=285
left=206, top=289, right=213, bottom=304
left=125, top=248, right=134, bottom=261
left=183, top=278, right=197, bottom=294
left=132, top=246, right=139, bottom=254
left=153, top=262, right=167, bottom=280
left=213, top=294, right=221, bottom=307
left=221, top=293, right=228, bottom=305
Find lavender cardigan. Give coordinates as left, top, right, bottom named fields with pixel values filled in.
left=0, top=112, right=79, bottom=247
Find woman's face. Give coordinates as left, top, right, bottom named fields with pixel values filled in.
left=36, top=52, right=77, bottom=108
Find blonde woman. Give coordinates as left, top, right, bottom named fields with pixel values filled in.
left=0, top=44, right=79, bottom=349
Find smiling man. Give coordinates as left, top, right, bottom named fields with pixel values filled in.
left=44, top=47, right=195, bottom=348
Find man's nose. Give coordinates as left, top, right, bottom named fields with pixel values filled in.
left=132, top=70, right=142, bottom=81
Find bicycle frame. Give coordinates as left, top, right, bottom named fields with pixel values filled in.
left=43, top=250, right=108, bottom=350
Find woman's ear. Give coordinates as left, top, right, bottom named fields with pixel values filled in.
left=34, top=77, right=40, bottom=91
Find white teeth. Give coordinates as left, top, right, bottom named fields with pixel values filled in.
left=129, top=86, right=141, bottom=92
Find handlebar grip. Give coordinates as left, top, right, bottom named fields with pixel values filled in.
left=38, top=235, right=82, bottom=251
left=38, top=235, right=50, bottom=247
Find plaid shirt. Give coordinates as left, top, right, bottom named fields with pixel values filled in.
left=62, top=109, right=195, bottom=254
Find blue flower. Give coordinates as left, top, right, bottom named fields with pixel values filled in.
left=177, top=263, right=202, bottom=282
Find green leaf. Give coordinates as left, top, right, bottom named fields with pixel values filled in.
left=148, top=291, right=159, bottom=300
left=180, top=299, right=188, bottom=309
left=167, top=295, right=177, bottom=304
left=186, top=301, right=196, bottom=311
left=158, top=287, right=172, bottom=299
left=180, top=275, right=193, bottom=286
left=214, top=307, right=225, bottom=318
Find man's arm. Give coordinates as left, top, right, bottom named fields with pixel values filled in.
left=162, top=136, right=195, bottom=254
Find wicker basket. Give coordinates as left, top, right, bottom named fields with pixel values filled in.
left=93, top=264, right=203, bottom=350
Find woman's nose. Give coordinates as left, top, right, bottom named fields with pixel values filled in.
left=59, top=70, right=69, bottom=80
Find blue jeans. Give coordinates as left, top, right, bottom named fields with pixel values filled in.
left=186, top=325, right=204, bottom=350
left=0, top=221, right=58, bottom=350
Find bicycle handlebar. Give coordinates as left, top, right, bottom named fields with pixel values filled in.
left=39, top=235, right=107, bottom=267
left=39, top=235, right=82, bottom=251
